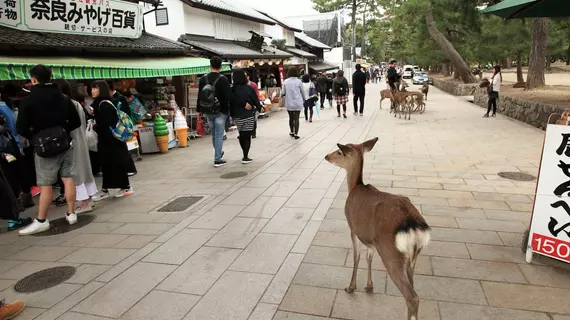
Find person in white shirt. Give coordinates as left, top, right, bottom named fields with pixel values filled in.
left=484, top=65, right=501, bottom=118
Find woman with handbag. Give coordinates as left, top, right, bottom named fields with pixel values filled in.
left=282, top=67, right=306, bottom=139
left=301, top=74, right=317, bottom=123
left=230, top=69, right=261, bottom=164
left=484, top=65, right=501, bottom=118
left=90, top=80, right=134, bottom=201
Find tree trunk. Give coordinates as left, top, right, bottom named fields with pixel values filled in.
left=441, top=63, right=450, bottom=77
left=424, top=9, right=476, bottom=83
left=566, top=40, right=570, bottom=65
left=516, top=51, right=525, bottom=83
left=526, top=18, right=548, bottom=90
left=361, top=4, right=367, bottom=57
left=351, top=0, right=357, bottom=62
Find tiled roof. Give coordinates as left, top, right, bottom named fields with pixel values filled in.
left=257, top=11, right=303, bottom=32
left=309, top=60, right=338, bottom=72
left=285, top=47, right=316, bottom=58
left=179, top=35, right=292, bottom=59
left=295, top=32, right=332, bottom=50
left=185, top=0, right=276, bottom=25
left=0, top=26, right=189, bottom=55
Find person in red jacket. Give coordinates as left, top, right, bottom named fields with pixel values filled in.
left=247, top=72, right=260, bottom=139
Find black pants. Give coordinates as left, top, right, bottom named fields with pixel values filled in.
left=90, top=151, right=101, bottom=175
left=126, top=156, right=137, bottom=174
left=337, top=104, right=347, bottom=114
left=319, top=92, right=326, bottom=108
left=487, top=93, right=498, bottom=115
left=353, top=94, right=365, bottom=114
left=102, top=164, right=130, bottom=190
left=304, top=102, right=314, bottom=121
left=238, top=131, right=253, bottom=158
left=253, top=118, right=257, bottom=137
left=288, top=111, right=300, bottom=134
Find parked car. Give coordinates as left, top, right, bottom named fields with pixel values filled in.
left=412, top=72, right=428, bottom=84
left=402, top=65, right=414, bottom=79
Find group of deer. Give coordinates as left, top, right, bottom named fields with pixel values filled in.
left=380, top=81, right=430, bottom=120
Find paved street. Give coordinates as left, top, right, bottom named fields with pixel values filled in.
left=2, top=82, right=569, bottom=320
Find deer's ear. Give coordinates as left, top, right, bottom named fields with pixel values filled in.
left=362, top=137, right=378, bottom=152
left=337, top=143, right=351, bottom=155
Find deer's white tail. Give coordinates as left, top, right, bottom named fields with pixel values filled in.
left=395, top=218, right=431, bottom=263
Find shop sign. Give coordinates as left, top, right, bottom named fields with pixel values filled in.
left=0, top=0, right=143, bottom=38
left=528, top=124, right=570, bottom=264
left=278, top=64, right=284, bottom=84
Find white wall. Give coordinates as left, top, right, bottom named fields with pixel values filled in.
left=284, top=30, right=295, bottom=46
left=214, top=14, right=261, bottom=41
left=184, top=6, right=215, bottom=37
left=263, top=24, right=284, bottom=44
left=142, top=0, right=185, bottom=41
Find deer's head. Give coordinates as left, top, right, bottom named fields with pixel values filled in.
left=325, top=138, right=379, bottom=169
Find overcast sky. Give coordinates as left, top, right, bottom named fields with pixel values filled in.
left=245, top=0, right=318, bottom=17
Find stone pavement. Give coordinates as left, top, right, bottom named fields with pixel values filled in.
left=1, top=82, right=569, bottom=320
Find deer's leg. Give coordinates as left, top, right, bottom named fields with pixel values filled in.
left=377, top=243, right=419, bottom=320
left=345, top=233, right=361, bottom=293
left=365, top=246, right=374, bottom=293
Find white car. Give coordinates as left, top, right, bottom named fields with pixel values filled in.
left=402, top=65, right=414, bottom=79
left=412, top=72, right=428, bottom=84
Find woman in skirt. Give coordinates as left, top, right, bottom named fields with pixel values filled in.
left=333, top=70, right=350, bottom=118
left=231, top=69, right=261, bottom=164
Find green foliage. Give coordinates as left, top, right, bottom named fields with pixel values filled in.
left=271, top=39, right=287, bottom=50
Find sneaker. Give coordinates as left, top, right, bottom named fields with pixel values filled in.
left=294, top=135, right=301, bottom=140
left=8, top=217, right=33, bottom=231
left=337, top=114, right=341, bottom=117
left=360, top=113, right=364, bottom=116
left=214, top=160, right=227, bottom=167
left=309, top=118, right=313, bottom=123
left=66, top=212, right=78, bottom=225
left=343, top=114, right=347, bottom=118
left=223, top=135, right=227, bottom=140
left=19, top=219, right=50, bottom=236
left=353, top=112, right=358, bottom=116
left=483, top=114, right=489, bottom=118
left=52, top=194, right=66, bottom=207
left=491, top=113, right=496, bottom=117
left=92, top=191, right=110, bottom=202
left=0, top=299, right=25, bottom=319
left=242, top=157, right=253, bottom=164
left=289, top=133, right=295, bottom=137
left=252, top=135, right=256, bottom=139
left=127, top=172, right=137, bottom=177
left=75, top=204, right=93, bottom=214
left=31, top=186, right=41, bottom=197
left=115, top=188, right=135, bottom=198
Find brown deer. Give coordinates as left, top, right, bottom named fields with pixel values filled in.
left=421, top=84, right=429, bottom=100
left=325, top=137, right=431, bottom=320
left=379, top=89, right=391, bottom=109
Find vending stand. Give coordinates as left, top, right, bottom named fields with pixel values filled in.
left=525, top=113, right=570, bottom=264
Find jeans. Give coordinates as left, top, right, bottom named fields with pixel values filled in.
left=207, top=113, right=228, bottom=162
left=288, top=111, right=300, bottom=135
left=353, top=94, right=365, bottom=114
left=487, top=92, right=498, bottom=115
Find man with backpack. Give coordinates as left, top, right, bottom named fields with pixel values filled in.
left=16, top=65, right=81, bottom=235
left=197, top=56, right=239, bottom=167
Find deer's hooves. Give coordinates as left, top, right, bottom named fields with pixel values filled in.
left=345, top=286, right=356, bottom=293
left=365, top=286, right=373, bottom=293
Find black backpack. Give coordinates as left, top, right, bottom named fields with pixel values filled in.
left=335, top=81, right=346, bottom=96
left=198, top=74, right=222, bottom=114
left=32, top=97, right=72, bottom=158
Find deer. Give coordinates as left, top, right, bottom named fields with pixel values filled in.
left=379, top=89, right=391, bottom=109
left=325, top=137, right=431, bottom=320
left=390, top=90, right=413, bottom=120
left=421, top=84, right=429, bottom=101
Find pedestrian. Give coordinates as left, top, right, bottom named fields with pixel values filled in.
left=90, top=80, right=134, bottom=202
left=53, top=79, right=97, bottom=214
left=333, top=70, right=349, bottom=118
left=316, top=72, right=328, bottom=110
left=231, top=69, right=261, bottom=164
left=387, top=60, right=399, bottom=111
left=197, top=56, right=237, bottom=167
left=282, top=66, right=306, bottom=139
left=301, top=74, right=316, bottom=122
left=107, top=80, right=137, bottom=176
left=0, top=299, right=25, bottom=319
left=16, top=65, right=81, bottom=235
left=484, top=65, right=501, bottom=118
left=374, top=68, right=380, bottom=83
left=247, top=72, right=260, bottom=139
left=326, top=74, right=334, bottom=107
left=352, top=64, right=367, bottom=116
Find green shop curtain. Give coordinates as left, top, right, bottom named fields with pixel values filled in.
left=0, top=56, right=230, bottom=80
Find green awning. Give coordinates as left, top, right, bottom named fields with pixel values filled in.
left=480, top=0, right=570, bottom=19
left=0, top=56, right=230, bottom=81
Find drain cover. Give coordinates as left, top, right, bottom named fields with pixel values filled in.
left=157, top=196, right=204, bottom=212
left=14, top=266, right=76, bottom=293
left=31, top=214, right=96, bottom=236
left=497, top=172, right=537, bottom=181
left=220, top=172, right=248, bottom=179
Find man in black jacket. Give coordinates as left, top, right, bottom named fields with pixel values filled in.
left=197, top=56, right=236, bottom=167
left=352, top=64, right=367, bottom=116
left=387, top=60, right=399, bottom=91
left=16, top=65, right=81, bottom=235
left=316, top=72, right=328, bottom=109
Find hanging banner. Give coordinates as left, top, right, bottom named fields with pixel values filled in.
left=0, top=0, right=143, bottom=38
left=527, top=124, right=570, bottom=264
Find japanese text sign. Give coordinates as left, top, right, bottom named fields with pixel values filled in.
left=529, top=124, right=570, bottom=263
left=0, top=0, right=142, bottom=38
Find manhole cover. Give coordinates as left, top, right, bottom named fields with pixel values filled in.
left=14, top=266, right=76, bottom=293
left=497, top=172, right=537, bottom=181
left=157, top=196, right=204, bottom=212
left=31, top=214, right=96, bottom=236
left=220, top=172, right=248, bottom=179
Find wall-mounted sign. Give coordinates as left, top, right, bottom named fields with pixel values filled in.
left=155, top=7, right=167, bottom=26
left=0, top=0, right=143, bottom=38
